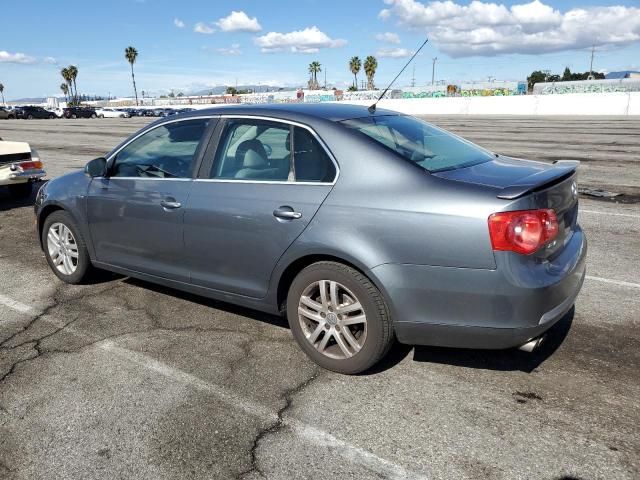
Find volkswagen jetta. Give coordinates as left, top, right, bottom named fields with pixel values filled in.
left=35, top=104, right=586, bottom=374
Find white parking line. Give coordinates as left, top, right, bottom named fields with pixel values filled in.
left=580, top=209, right=640, bottom=219
left=0, top=294, right=35, bottom=314
left=99, top=341, right=426, bottom=480
left=586, top=275, right=640, bottom=289
left=1, top=305, right=425, bottom=480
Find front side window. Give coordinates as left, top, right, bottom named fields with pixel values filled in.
left=340, top=115, right=492, bottom=173
left=211, top=120, right=291, bottom=181
left=112, top=119, right=209, bottom=178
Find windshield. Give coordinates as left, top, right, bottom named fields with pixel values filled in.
left=340, top=115, right=493, bottom=173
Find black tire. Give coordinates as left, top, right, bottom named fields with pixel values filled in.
left=91, top=113, right=97, bottom=118
left=71, top=114, right=77, bottom=119
left=48, top=114, right=54, bottom=119
left=41, top=210, right=93, bottom=284
left=7, top=182, right=32, bottom=199
left=27, top=114, right=34, bottom=120
left=286, top=261, right=393, bottom=374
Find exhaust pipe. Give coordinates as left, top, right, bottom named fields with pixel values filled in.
left=518, top=335, right=545, bottom=353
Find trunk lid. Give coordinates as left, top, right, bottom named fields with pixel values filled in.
left=434, top=156, right=580, bottom=259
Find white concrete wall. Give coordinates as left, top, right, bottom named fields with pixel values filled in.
left=339, top=92, right=640, bottom=116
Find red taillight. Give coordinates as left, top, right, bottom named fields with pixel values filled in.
left=488, top=209, right=558, bottom=255
left=17, top=160, right=43, bottom=171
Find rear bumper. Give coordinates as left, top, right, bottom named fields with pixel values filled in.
left=370, top=227, right=587, bottom=349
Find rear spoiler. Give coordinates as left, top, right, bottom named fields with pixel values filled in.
left=497, top=160, right=579, bottom=200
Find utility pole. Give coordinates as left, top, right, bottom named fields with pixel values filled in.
left=588, top=45, right=595, bottom=80
left=411, top=65, right=416, bottom=87
left=431, top=57, right=438, bottom=86
left=324, top=68, right=327, bottom=89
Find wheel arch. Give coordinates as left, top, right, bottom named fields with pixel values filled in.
left=274, top=253, right=389, bottom=315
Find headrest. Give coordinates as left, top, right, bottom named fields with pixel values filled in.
left=236, top=139, right=267, bottom=168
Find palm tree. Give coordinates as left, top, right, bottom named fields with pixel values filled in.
left=349, top=56, right=361, bottom=90
left=60, top=83, right=69, bottom=104
left=68, top=65, right=79, bottom=100
left=125, top=46, right=139, bottom=106
left=308, top=61, right=321, bottom=90
left=0, top=83, right=5, bottom=106
left=364, top=56, right=378, bottom=90
left=60, top=67, right=73, bottom=104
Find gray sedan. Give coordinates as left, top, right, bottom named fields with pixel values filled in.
left=34, top=104, right=586, bottom=374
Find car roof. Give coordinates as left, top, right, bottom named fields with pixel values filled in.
left=175, top=102, right=400, bottom=123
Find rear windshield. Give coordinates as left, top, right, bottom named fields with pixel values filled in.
left=340, top=115, right=492, bottom=173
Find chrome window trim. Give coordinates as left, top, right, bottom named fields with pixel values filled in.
left=205, top=114, right=340, bottom=185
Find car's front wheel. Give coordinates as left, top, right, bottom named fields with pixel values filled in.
left=42, top=211, right=93, bottom=284
left=287, top=261, right=393, bottom=374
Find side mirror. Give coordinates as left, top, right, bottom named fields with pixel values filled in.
left=85, top=157, right=107, bottom=177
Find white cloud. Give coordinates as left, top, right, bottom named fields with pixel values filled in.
left=174, top=18, right=185, bottom=28
left=194, top=22, right=215, bottom=34
left=0, top=51, right=36, bottom=64
left=216, top=11, right=261, bottom=32
left=255, top=26, right=346, bottom=53
left=379, top=0, right=640, bottom=57
left=43, top=56, right=58, bottom=65
left=377, top=47, right=413, bottom=58
left=206, top=44, right=242, bottom=56
left=376, top=32, right=401, bottom=44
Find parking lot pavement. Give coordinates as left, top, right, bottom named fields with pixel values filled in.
left=1, top=117, right=639, bottom=479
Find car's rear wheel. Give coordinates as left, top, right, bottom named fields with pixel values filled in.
left=48, top=114, right=55, bottom=119
left=27, top=114, right=34, bottom=120
left=71, top=114, right=77, bottom=119
left=287, top=261, right=393, bottom=374
left=8, top=182, right=32, bottom=199
left=42, top=211, right=93, bottom=284
left=91, top=113, right=97, bottom=118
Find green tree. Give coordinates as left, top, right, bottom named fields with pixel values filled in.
left=526, top=70, right=547, bottom=91
left=562, top=67, right=572, bottom=81
left=226, top=86, right=238, bottom=95
left=349, top=56, right=361, bottom=90
left=0, top=83, right=4, bottom=105
left=125, top=46, right=139, bottom=106
left=60, top=83, right=69, bottom=103
left=60, top=67, right=75, bottom=105
left=308, top=61, right=321, bottom=90
left=68, top=65, right=78, bottom=100
left=364, top=55, right=377, bottom=90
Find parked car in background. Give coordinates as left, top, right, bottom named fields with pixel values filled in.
left=0, top=106, right=16, bottom=119
left=96, top=107, right=131, bottom=118
left=63, top=107, right=97, bottom=119
left=34, top=104, right=587, bottom=374
left=0, top=137, right=45, bottom=198
left=14, top=106, right=56, bottom=119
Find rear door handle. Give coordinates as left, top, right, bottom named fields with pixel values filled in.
left=160, top=200, right=182, bottom=210
left=273, top=207, right=302, bottom=220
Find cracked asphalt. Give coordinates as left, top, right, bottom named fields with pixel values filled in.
left=0, top=117, right=639, bottom=479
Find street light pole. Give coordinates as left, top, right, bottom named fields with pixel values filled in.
left=431, top=57, right=438, bottom=86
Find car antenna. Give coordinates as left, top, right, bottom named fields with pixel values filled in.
left=368, top=37, right=429, bottom=115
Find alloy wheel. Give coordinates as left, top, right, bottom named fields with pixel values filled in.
left=46, top=222, right=79, bottom=275
left=297, top=280, right=367, bottom=359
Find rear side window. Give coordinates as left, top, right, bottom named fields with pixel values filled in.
left=340, top=115, right=492, bottom=173
left=292, top=127, right=336, bottom=183
left=211, top=120, right=291, bottom=181
left=112, top=119, right=209, bottom=178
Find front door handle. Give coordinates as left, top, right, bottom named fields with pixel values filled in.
left=160, top=200, right=182, bottom=210
left=273, top=207, right=302, bottom=220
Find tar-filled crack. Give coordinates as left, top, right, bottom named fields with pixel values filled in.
left=0, top=280, right=125, bottom=385
left=237, top=370, right=321, bottom=480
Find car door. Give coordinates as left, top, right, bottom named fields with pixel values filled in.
left=87, top=117, right=215, bottom=281
left=184, top=117, right=338, bottom=298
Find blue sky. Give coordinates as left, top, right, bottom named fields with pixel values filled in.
left=1, top=0, right=639, bottom=99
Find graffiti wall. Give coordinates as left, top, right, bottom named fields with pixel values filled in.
left=533, top=78, right=640, bottom=95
